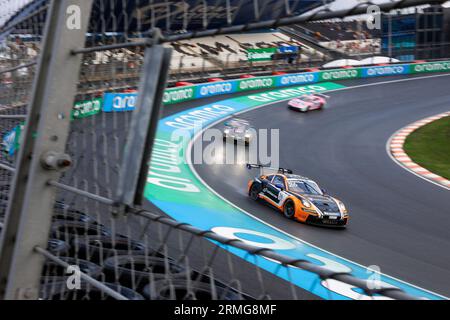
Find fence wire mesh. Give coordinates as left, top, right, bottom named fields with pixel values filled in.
left=0, top=0, right=445, bottom=300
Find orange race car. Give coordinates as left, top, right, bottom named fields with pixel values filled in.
left=246, top=164, right=349, bottom=227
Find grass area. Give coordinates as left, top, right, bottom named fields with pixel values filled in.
left=403, top=116, right=450, bottom=180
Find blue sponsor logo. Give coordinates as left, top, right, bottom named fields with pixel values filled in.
left=362, top=65, right=409, bottom=77
left=276, top=72, right=318, bottom=87
left=278, top=45, right=299, bottom=53
left=195, top=81, right=236, bottom=98
left=103, top=93, right=137, bottom=112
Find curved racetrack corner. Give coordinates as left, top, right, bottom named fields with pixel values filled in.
left=192, top=74, right=450, bottom=297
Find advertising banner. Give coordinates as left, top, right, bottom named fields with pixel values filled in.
left=71, top=98, right=102, bottom=119
left=275, top=72, right=318, bottom=87
left=361, top=64, right=409, bottom=77
left=237, top=76, right=275, bottom=92
left=103, top=93, right=137, bottom=112
left=95, top=60, right=450, bottom=117
left=163, top=86, right=195, bottom=104
left=278, top=45, right=299, bottom=53
left=195, top=81, right=237, bottom=98
left=247, top=48, right=277, bottom=61
left=318, top=68, right=361, bottom=81
left=410, top=60, right=450, bottom=74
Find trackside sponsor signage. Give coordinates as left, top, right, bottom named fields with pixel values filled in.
left=247, top=48, right=277, bottom=61
left=144, top=81, right=444, bottom=300
left=318, top=68, right=361, bottom=81
left=163, top=87, right=195, bottom=104
left=103, top=93, right=137, bottom=112
left=71, top=98, right=102, bottom=119
left=237, top=77, right=275, bottom=92
left=195, top=81, right=236, bottom=98
left=97, top=60, right=450, bottom=115
left=362, top=64, right=409, bottom=77
left=411, top=60, right=450, bottom=73
left=278, top=45, right=299, bottom=53
left=275, top=72, right=318, bottom=86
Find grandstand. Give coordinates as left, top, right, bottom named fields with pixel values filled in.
left=167, top=32, right=324, bottom=74
left=280, top=20, right=382, bottom=58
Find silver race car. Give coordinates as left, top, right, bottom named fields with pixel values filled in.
left=222, top=118, right=255, bottom=144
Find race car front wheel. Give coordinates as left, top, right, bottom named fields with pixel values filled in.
left=249, top=183, right=261, bottom=201
left=283, top=200, right=296, bottom=219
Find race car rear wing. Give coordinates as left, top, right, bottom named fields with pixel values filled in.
left=300, top=93, right=330, bottom=99
left=246, top=163, right=293, bottom=174
left=312, top=93, right=330, bottom=99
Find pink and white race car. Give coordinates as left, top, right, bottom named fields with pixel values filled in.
left=287, top=93, right=329, bottom=112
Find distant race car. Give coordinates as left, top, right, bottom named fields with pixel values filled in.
left=222, top=118, right=255, bottom=144
left=287, top=93, right=329, bottom=112
left=246, top=164, right=349, bottom=227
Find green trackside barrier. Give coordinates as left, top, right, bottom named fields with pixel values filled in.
left=70, top=60, right=450, bottom=114
left=157, top=60, right=450, bottom=106
left=162, top=86, right=195, bottom=105
left=409, top=60, right=450, bottom=74
left=236, top=76, right=276, bottom=92
left=318, top=67, right=362, bottom=81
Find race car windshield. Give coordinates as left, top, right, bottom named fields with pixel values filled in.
left=299, top=96, right=316, bottom=102
left=287, top=180, right=322, bottom=195
left=225, top=119, right=250, bottom=128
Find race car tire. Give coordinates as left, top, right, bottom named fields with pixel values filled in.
left=249, top=183, right=261, bottom=201
left=283, top=200, right=296, bottom=219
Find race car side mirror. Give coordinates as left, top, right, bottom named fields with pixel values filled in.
left=321, top=188, right=327, bottom=194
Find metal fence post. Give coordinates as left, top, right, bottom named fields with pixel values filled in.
left=0, top=0, right=93, bottom=299
left=115, top=40, right=172, bottom=207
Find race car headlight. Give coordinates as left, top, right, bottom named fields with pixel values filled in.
left=224, top=129, right=230, bottom=134
left=301, top=199, right=312, bottom=208
left=337, top=200, right=347, bottom=214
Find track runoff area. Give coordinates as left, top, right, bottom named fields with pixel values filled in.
left=145, top=73, right=450, bottom=300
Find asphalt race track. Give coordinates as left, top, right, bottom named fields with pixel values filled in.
left=192, top=74, right=450, bottom=297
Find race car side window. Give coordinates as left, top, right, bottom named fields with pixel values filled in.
left=273, top=175, right=286, bottom=189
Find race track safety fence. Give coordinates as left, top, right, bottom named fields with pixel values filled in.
left=0, top=0, right=448, bottom=300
